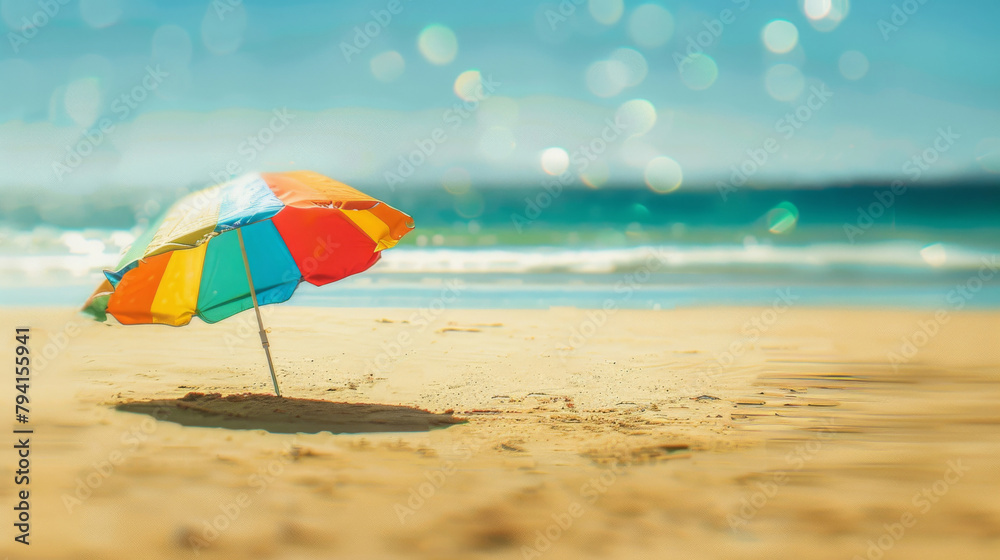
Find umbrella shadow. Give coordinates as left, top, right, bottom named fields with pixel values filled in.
left=115, top=392, right=467, bottom=434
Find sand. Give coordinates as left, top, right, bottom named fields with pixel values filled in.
left=2, top=305, right=999, bottom=559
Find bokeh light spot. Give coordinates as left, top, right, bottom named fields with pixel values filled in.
left=442, top=167, right=472, bottom=195
left=766, top=202, right=800, bottom=234
left=454, top=190, right=485, bottom=219
left=589, top=0, right=624, bottom=26
left=64, top=77, right=101, bottom=128
left=762, top=20, right=799, bottom=54
left=371, top=51, right=405, bottom=83
left=80, top=0, right=122, bottom=29
left=581, top=160, right=610, bottom=189
left=839, top=50, right=869, bottom=80
left=453, top=69, right=483, bottom=101
left=586, top=59, right=629, bottom=98
left=418, top=24, right=458, bottom=65
left=622, top=137, right=658, bottom=167
left=616, top=99, right=657, bottom=138
left=920, top=243, right=947, bottom=267
left=975, top=138, right=1000, bottom=174
left=805, top=0, right=849, bottom=32
left=541, top=147, right=570, bottom=175
left=802, top=0, right=832, bottom=20
left=609, top=47, right=648, bottom=87
left=765, top=64, right=805, bottom=101
left=627, top=4, right=674, bottom=48
left=645, top=156, right=683, bottom=193
left=679, top=54, right=718, bottom=91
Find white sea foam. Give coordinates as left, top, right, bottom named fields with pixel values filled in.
left=0, top=225, right=995, bottom=283
left=372, top=242, right=995, bottom=274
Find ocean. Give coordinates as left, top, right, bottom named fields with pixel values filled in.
left=2, top=183, right=998, bottom=310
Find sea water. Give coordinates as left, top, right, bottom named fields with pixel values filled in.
left=1, top=185, right=998, bottom=310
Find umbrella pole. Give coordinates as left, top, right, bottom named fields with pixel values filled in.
left=236, top=228, right=282, bottom=397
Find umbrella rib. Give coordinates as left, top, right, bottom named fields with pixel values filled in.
left=236, top=227, right=282, bottom=397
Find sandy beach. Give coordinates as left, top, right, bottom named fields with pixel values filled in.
left=2, top=305, right=999, bottom=559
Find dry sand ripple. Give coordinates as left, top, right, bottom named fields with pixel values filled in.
left=1, top=306, right=998, bottom=559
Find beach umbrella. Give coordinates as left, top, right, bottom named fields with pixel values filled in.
left=82, top=171, right=414, bottom=396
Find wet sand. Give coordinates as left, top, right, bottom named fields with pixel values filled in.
left=2, top=306, right=999, bottom=559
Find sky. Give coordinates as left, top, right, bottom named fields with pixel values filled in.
left=1, top=0, right=999, bottom=193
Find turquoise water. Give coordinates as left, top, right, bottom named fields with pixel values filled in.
left=4, top=244, right=999, bottom=310
left=2, top=185, right=998, bottom=310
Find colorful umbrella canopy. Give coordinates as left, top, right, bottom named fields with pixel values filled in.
left=83, top=171, right=413, bottom=326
